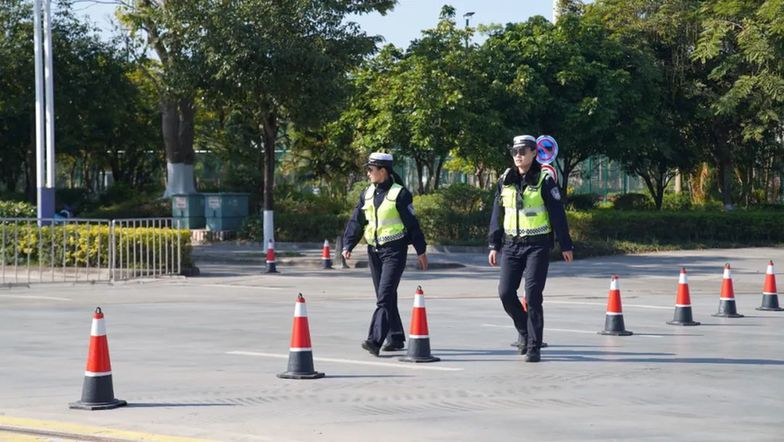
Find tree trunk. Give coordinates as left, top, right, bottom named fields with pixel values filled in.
left=261, top=111, right=278, bottom=247
left=414, top=159, right=425, bottom=195
left=161, top=97, right=197, bottom=197
left=432, top=156, right=444, bottom=190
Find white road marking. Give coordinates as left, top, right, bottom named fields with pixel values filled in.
left=0, top=294, right=72, bottom=301
left=481, top=323, right=663, bottom=338
left=227, top=351, right=463, bottom=371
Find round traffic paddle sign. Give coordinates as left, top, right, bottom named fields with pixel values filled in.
left=536, top=135, right=558, bottom=165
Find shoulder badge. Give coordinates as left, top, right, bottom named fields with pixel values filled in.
left=550, top=186, right=562, bottom=201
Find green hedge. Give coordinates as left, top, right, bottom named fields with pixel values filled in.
left=568, top=210, right=784, bottom=243
left=0, top=201, right=36, bottom=218
left=0, top=223, right=192, bottom=269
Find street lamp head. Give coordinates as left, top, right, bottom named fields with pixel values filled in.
left=463, top=11, right=475, bottom=18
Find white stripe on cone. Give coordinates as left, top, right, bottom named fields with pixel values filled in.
left=413, top=294, right=425, bottom=308
left=679, top=271, right=688, bottom=284
left=723, top=267, right=731, bottom=279
left=409, top=334, right=429, bottom=339
left=609, top=277, right=619, bottom=291
left=84, top=370, right=112, bottom=377
left=289, top=347, right=312, bottom=352
left=675, top=304, right=692, bottom=308
left=90, top=318, right=107, bottom=337
left=294, top=302, right=308, bottom=317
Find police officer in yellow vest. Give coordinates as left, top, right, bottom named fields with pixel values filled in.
left=488, top=135, right=573, bottom=362
left=342, top=152, right=428, bottom=356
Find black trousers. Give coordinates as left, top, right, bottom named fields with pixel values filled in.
left=367, top=241, right=407, bottom=346
left=498, top=241, right=550, bottom=349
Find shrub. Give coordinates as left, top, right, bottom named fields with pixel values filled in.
left=662, top=192, right=692, bottom=210
left=567, top=210, right=784, bottom=243
left=413, top=184, right=494, bottom=245
left=613, top=193, right=653, bottom=210
left=0, top=222, right=192, bottom=269
left=0, top=200, right=36, bottom=218
left=566, top=193, right=598, bottom=211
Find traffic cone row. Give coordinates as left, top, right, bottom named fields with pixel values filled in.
left=667, top=268, right=701, bottom=326
left=713, top=264, right=743, bottom=318
left=598, top=276, right=632, bottom=336
left=757, top=261, right=783, bottom=311
left=70, top=307, right=126, bottom=410
left=399, top=286, right=440, bottom=363
left=278, top=294, right=324, bottom=379
left=265, top=239, right=278, bottom=273
left=321, top=239, right=333, bottom=270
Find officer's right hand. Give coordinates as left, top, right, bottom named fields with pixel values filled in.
left=488, top=250, right=497, bottom=267
left=342, top=250, right=351, bottom=260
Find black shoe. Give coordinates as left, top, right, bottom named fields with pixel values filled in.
left=361, top=340, right=380, bottom=356
left=382, top=342, right=405, bottom=352
left=525, top=348, right=541, bottom=363
left=519, top=345, right=528, bottom=356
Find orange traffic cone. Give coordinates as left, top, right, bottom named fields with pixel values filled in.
left=400, top=286, right=439, bottom=363
left=321, top=239, right=333, bottom=270
left=667, top=268, right=700, bottom=326
left=598, top=275, right=633, bottom=336
left=757, top=260, right=783, bottom=311
left=713, top=263, right=744, bottom=318
left=265, top=239, right=279, bottom=273
left=69, top=307, right=127, bottom=410
left=278, top=294, right=324, bottom=379
left=510, top=296, right=548, bottom=348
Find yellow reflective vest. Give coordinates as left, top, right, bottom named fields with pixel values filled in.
left=363, top=183, right=406, bottom=246
left=500, top=172, right=552, bottom=237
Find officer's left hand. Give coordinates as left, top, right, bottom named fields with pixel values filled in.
left=417, top=254, right=428, bottom=271
left=562, top=250, right=573, bottom=263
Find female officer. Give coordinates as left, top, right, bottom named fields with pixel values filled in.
left=342, top=152, right=428, bottom=356
left=487, top=135, right=573, bottom=362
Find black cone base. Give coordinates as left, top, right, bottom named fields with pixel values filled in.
left=713, top=300, right=743, bottom=318
left=399, top=338, right=440, bottom=363
left=322, top=260, right=333, bottom=269
left=69, top=376, right=126, bottom=410
left=599, top=315, right=633, bottom=336
left=667, top=307, right=700, bottom=326
left=278, top=351, right=324, bottom=379
left=756, top=295, right=783, bottom=311
left=69, top=398, right=127, bottom=410
left=265, top=263, right=279, bottom=273
left=278, top=371, right=325, bottom=379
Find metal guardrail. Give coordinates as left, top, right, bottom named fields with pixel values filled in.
left=0, top=217, right=182, bottom=285
left=109, top=218, right=181, bottom=282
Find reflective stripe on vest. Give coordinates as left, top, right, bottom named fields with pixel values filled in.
left=363, top=183, right=406, bottom=246
left=500, top=173, right=552, bottom=237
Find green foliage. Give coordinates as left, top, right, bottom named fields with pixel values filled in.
left=661, top=192, right=692, bottom=210
left=239, top=187, right=351, bottom=242
left=0, top=201, right=36, bottom=218
left=568, top=210, right=784, bottom=243
left=0, top=223, right=192, bottom=269
left=612, top=193, right=654, bottom=210
left=413, top=184, right=494, bottom=245
left=565, top=193, right=599, bottom=211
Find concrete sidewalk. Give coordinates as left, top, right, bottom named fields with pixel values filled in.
left=192, top=241, right=487, bottom=271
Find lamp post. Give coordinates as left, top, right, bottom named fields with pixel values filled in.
left=33, top=0, right=56, bottom=221
left=463, top=11, right=474, bottom=49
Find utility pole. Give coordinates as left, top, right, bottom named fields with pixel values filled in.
left=33, top=0, right=56, bottom=221
left=463, top=11, right=474, bottom=49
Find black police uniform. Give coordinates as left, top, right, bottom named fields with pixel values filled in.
left=487, top=166, right=573, bottom=355
left=343, top=177, right=427, bottom=352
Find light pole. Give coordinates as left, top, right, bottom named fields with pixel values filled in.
left=463, top=11, right=474, bottom=49
left=33, top=0, right=56, bottom=221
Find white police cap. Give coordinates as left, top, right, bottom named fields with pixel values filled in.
left=366, top=152, right=394, bottom=167
left=513, top=135, right=537, bottom=149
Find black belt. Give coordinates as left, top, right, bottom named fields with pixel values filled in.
left=504, top=233, right=550, bottom=245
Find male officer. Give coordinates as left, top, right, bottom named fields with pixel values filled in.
left=342, top=152, right=428, bottom=356
left=487, top=135, right=573, bottom=362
